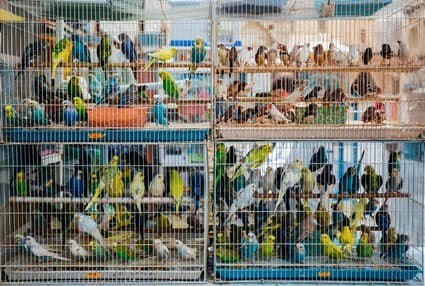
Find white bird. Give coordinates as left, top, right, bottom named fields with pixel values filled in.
left=153, top=238, right=170, bottom=260
left=74, top=213, right=106, bottom=248
left=224, top=183, right=257, bottom=225
left=327, top=43, right=336, bottom=66
left=261, top=166, right=275, bottom=193
left=25, top=236, right=70, bottom=261
left=149, top=173, right=165, bottom=197
left=268, top=104, right=291, bottom=124
left=129, top=171, right=145, bottom=214
left=297, top=43, right=310, bottom=67
left=275, top=158, right=303, bottom=212
left=347, top=44, right=360, bottom=66
left=175, top=239, right=197, bottom=260
left=239, top=46, right=255, bottom=70
left=68, top=239, right=89, bottom=259
left=397, top=40, right=410, bottom=64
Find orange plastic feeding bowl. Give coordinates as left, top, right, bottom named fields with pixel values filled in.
left=87, top=106, right=148, bottom=127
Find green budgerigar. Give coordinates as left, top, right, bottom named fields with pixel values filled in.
left=85, top=155, right=120, bottom=211
left=89, top=240, right=108, bottom=259
left=169, top=169, right=184, bottom=214
left=51, top=38, right=73, bottom=79
left=357, top=232, right=374, bottom=258
left=361, top=165, right=383, bottom=194
left=112, top=242, right=135, bottom=261
left=14, top=171, right=28, bottom=196
left=4, top=105, right=28, bottom=127
left=300, top=167, right=315, bottom=204
left=215, top=143, right=227, bottom=185
left=97, top=35, right=112, bottom=70
left=68, top=75, right=82, bottom=99
left=229, top=143, right=273, bottom=181
left=259, top=234, right=275, bottom=258
left=189, top=36, right=207, bottom=78
left=73, top=96, right=87, bottom=122
left=216, top=246, right=240, bottom=263
left=159, top=70, right=180, bottom=99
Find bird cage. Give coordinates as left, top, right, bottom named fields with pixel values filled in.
left=213, top=140, right=424, bottom=282
left=212, top=0, right=425, bottom=142
left=0, top=142, right=209, bottom=283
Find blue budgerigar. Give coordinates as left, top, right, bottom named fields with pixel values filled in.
left=388, top=234, right=409, bottom=261
left=25, top=99, right=50, bottom=126
left=189, top=168, right=204, bottom=211
left=241, top=232, right=259, bottom=259
left=71, top=34, right=91, bottom=63
left=375, top=204, right=391, bottom=233
left=293, top=243, right=306, bottom=263
left=118, top=33, right=137, bottom=63
left=189, top=36, right=207, bottom=79
left=74, top=213, right=106, bottom=248
left=16, top=40, right=50, bottom=79
left=88, top=73, right=103, bottom=104
left=152, top=99, right=168, bottom=126
left=63, top=100, right=78, bottom=126
left=68, top=168, right=85, bottom=197
left=104, top=73, right=120, bottom=98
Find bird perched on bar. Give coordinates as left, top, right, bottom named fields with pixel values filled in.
left=385, top=168, right=403, bottom=193
left=380, top=43, right=394, bottom=65
left=153, top=238, right=170, bottom=260
left=241, top=232, right=259, bottom=259
left=189, top=36, right=207, bottom=79
left=362, top=104, right=386, bottom=124
left=217, top=44, right=229, bottom=78
left=71, top=34, right=91, bottom=63
left=144, top=47, right=176, bottom=70
left=361, top=165, right=383, bottom=195
left=159, top=70, right=179, bottom=99
left=278, top=43, right=290, bottom=66
left=317, top=163, right=336, bottom=193
left=321, top=233, right=346, bottom=259
left=74, top=213, right=106, bottom=248
left=25, top=99, right=50, bottom=126
left=130, top=171, right=145, bottom=214
left=275, top=158, right=303, bottom=212
left=327, top=42, right=336, bottom=66
left=309, top=146, right=327, bottom=172
left=97, top=35, right=112, bottom=71
left=169, top=169, right=184, bottom=214
left=16, top=40, right=50, bottom=79
left=229, top=46, right=238, bottom=78
left=63, top=100, right=77, bottom=127
left=118, top=33, right=138, bottom=76
left=357, top=232, right=373, bottom=258
left=397, top=40, right=409, bottom=65
left=25, top=236, right=70, bottom=261
left=297, top=43, right=310, bottom=67
left=73, top=96, right=87, bottom=123
left=313, top=44, right=325, bottom=67
left=152, top=99, right=168, bottom=126
left=259, top=234, right=275, bottom=258
left=348, top=44, right=360, bottom=66
left=13, top=170, right=28, bottom=196
left=289, top=44, right=301, bottom=66
left=51, top=38, right=73, bottom=80
left=375, top=204, right=391, bottom=234
left=388, top=149, right=401, bottom=175
left=363, top=47, right=373, bottom=65
left=68, top=239, right=89, bottom=260
left=300, top=167, right=315, bottom=204
left=255, top=46, right=268, bottom=67
left=175, top=239, right=197, bottom=260
left=149, top=173, right=165, bottom=197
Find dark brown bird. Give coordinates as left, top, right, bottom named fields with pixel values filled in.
left=380, top=44, right=394, bottom=65
left=255, top=46, right=268, bottom=67
left=227, top=80, right=242, bottom=99
left=229, top=46, right=238, bottom=78
left=362, top=104, right=385, bottom=124
left=304, top=86, right=322, bottom=101
left=324, top=88, right=345, bottom=103
left=303, top=103, right=318, bottom=123
left=313, top=44, right=325, bottom=66
left=363, top=47, right=373, bottom=65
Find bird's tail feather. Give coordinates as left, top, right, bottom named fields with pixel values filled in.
left=85, top=181, right=105, bottom=211
left=144, top=59, right=156, bottom=70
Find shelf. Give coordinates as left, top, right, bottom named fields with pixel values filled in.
left=8, top=196, right=192, bottom=205
left=216, top=125, right=425, bottom=140
left=22, top=62, right=212, bottom=69
left=215, top=65, right=425, bottom=73
left=2, top=126, right=210, bottom=143
left=228, top=96, right=399, bottom=103
left=254, top=192, right=410, bottom=199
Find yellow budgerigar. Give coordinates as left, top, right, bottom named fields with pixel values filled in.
left=51, top=38, right=73, bottom=79
left=169, top=169, right=184, bottom=214
left=350, top=198, right=367, bottom=232
left=321, top=233, right=346, bottom=259
left=106, top=169, right=124, bottom=197
left=145, top=47, right=177, bottom=70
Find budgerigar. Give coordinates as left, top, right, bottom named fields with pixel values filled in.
left=259, top=234, right=275, bottom=258
left=71, top=34, right=91, bottom=63
left=300, top=167, right=315, bottom=204
left=118, top=33, right=138, bottom=63
left=320, top=233, right=346, bottom=259
left=215, top=143, right=227, bottom=186
left=4, top=105, right=29, bottom=127
left=112, top=242, right=135, bottom=261
left=25, top=236, right=70, bottom=261
left=16, top=40, right=50, bottom=79
left=224, top=183, right=257, bottom=225
left=68, top=75, right=82, bottom=99
left=68, top=239, right=89, bottom=260
left=361, top=165, right=383, bottom=194
left=85, top=155, right=119, bottom=211
left=74, top=213, right=106, bottom=248
left=275, top=158, right=303, bottom=212
left=106, top=169, right=124, bottom=198
left=159, top=70, right=180, bottom=99
left=357, top=232, right=373, bottom=258
left=385, top=168, right=403, bottom=193
left=26, top=99, right=50, bottom=126
left=388, top=150, right=401, bottom=175
left=229, top=143, right=273, bottom=181
left=293, top=243, right=306, bottom=263
left=153, top=238, right=170, bottom=260
left=340, top=226, right=355, bottom=255
left=152, top=99, right=168, bottom=125
left=97, top=35, right=112, bottom=70
left=51, top=38, right=73, bottom=79
left=145, top=47, right=177, bottom=70
left=149, top=174, right=165, bottom=197
left=296, top=206, right=316, bottom=242
left=130, top=171, right=145, bottom=214
left=63, top=100, right=78, bottom=127
left=350, top=198, right=367, bottom=231
left=175, top=239, right=197, bottom=260
left=189, top=36, right=207, bottom=78
left=309, top=146, right=327, bottom=172
left=73, top=96, right=87, bottom=122
left=68, top=168, right=85, bottom=197
left=88, top=74, right=102, bottom=103
left=114, top=204, right=131, bottom=229
left=13, top=171, right=28, bottom=196
left=241, top=232, right=259, bottom=259
left=169, top=169, right=184, bottom=214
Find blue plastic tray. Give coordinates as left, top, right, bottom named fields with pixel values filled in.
left=2, top=128, right=209, bottom=143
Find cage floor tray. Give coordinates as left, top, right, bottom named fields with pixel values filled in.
left=215, top=255, right=422, bottom=282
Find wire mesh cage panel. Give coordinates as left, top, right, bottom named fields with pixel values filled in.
left=213, top=140, right=424, bottom=282
left=212, top=0, right=425, bottom=140
left=1, top=1, right=212, bottom=143
left=0, top=142, right=208, bottom=283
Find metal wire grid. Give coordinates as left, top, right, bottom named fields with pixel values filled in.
left=213, top=140, right=424, bottom=282
left=0, top=142, right=209, bottom=282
